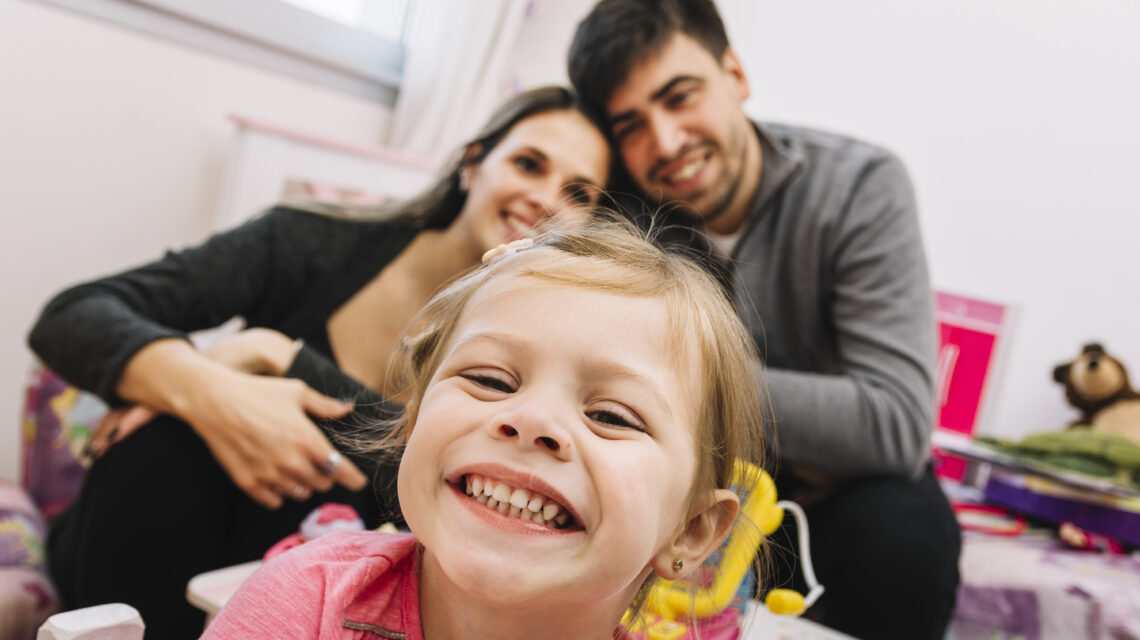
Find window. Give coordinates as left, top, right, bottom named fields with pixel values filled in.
left=38, top=0, right=413, bottom=103
left=280, top=0, right=411, bottom=43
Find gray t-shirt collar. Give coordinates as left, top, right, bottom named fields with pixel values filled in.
left=748, top=121, right=806, bottom=225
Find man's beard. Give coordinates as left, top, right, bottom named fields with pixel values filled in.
left=646, top=123, right=749, bottom=228
left=691, top=122, right=748, bottom=227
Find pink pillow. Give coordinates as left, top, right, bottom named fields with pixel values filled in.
left=0, top=479, right=60, bottom=637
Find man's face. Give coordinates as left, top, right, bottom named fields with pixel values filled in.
left=606, top=34, right=758, bottom=234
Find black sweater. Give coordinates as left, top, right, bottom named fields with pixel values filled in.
left=30, top=206, right=418, bottom=402
left=28, top=206, right=418, bottom=488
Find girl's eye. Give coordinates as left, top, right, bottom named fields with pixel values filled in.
left=587, top=405, right=644, bottom=432
left=461, top=373, right=515, bottom=393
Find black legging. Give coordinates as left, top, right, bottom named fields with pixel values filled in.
left=766, top=466, right=961, bottom=639
left=47, top=414, right=392, bottom=640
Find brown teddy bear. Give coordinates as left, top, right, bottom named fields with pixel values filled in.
left=1053, top=343, right=1140, bottom=444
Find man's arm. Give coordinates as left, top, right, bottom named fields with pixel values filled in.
left=767, top=153, right=936, bottom=480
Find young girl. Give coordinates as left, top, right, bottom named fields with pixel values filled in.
left=201, top=217, right=768, bottom=639
left=30, top=86, right=610, bottom=637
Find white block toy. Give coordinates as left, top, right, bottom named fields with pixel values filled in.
left=37, top=603, right=144, bottom=640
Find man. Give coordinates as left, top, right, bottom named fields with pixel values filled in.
left=568, top=1, right=961, bottom=638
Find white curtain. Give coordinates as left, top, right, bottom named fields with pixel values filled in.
left=387, top=0, right=528, bottom=163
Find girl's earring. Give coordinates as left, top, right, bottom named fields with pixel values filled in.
left=672, top=559, right=684, bottom=573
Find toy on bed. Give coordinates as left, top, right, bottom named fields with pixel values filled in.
left=624, top=462, right=823, bottom=640
left=1053, top=342, right=1140, bottom=443
left=1058, top=521, right=1125, bottom=554
left=969, top=343, right=1140, bottom=554
left=977, top=344, right=1140, bottom=490
left=263, top=503, right=367, bottom=561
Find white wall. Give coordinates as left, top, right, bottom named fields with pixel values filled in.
left=5, top=0, right=1138, bottom=483
left=724, top=0, right=1140, bottom=439
left=509, top=0, right=1140, bottom=439
left=0, top=1, right=392, bottom=482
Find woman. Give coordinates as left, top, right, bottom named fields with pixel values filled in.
left=28, top=86, right=611, bottom=638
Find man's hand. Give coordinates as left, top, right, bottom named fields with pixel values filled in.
left=787, top=464, right=837, bottom=507
left=199, top=327, right=299, bottom=377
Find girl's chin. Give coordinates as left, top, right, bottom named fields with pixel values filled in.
left=426, top=548, right=556, bottom=600
left=431, top=554, right=649, bottom=624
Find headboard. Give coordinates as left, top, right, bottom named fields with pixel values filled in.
left=215, top=114, right=440, bottom=230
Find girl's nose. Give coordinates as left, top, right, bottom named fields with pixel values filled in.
left=491, top=401, right=573, bottom=460
left=497, top=424, right=563, bottom=453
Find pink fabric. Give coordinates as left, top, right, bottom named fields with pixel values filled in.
left=202, top=531, right=422, bottom=640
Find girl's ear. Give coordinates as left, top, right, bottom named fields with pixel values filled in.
left=651, top=489, right=740, bottom=579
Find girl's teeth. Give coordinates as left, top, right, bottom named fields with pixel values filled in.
left=462, top=474, right=572, bottom=529
left=509, top=488, right=531, bottom=509
left=492, top=483, right=512, bottom=502
left=543, top=503, right=560, bottom=520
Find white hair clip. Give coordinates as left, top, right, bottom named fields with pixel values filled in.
left=481, top=238, right=534, bottom=265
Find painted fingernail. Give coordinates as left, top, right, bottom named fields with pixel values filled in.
left=107, top=426, right=120, bottom=443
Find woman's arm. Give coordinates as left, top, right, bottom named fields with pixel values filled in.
left=118, top=336, right=368, bottom=508
left=85, top=328, right=302, bottom=458
left=28, top=209, right=369, bottom=507
left=28, top=211, right=287, bottom=401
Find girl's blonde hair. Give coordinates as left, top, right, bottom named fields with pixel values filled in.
left=364, top=213, right=769, bottom=528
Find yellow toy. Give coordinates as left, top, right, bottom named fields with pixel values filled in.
left=625, top=462, right=823, bottom=640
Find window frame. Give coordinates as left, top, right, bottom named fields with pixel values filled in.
left=38, top=0, right=407, bottom=103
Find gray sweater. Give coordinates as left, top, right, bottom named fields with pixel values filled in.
left=731, top=123, right=936, bottom=480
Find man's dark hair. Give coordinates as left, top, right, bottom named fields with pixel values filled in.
left=568, top=0, right=730, bottom=120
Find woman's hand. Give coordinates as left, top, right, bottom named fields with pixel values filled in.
left=113, top=337, right=369, bottom=509
left=86, top=328, right=301, bottom=460
left=180, top=369, right=367, bottom=509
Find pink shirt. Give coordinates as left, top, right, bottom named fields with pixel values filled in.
left=201, top=531, right=423, bottom=640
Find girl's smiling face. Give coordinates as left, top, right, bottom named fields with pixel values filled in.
left=397, top=273, right=702, bottom=611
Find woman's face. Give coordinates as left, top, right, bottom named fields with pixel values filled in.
left=458, top=110, right=610, bottom=253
